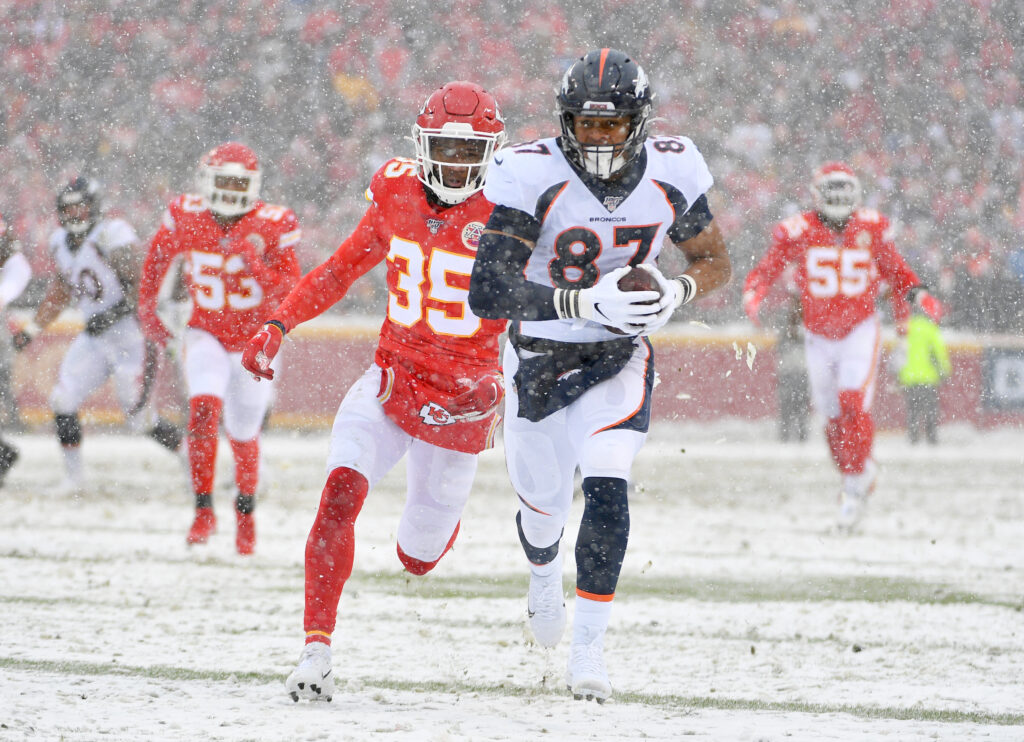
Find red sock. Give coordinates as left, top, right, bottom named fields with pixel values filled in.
left=229, top=437, right=260, bottom=496
left=397, top=521, right=461, bottom=576
left=829, top=390, right=874, bottom=474
left=303, top=467, right=369, bottom=637
left=188, top=395, right=222, bottom=496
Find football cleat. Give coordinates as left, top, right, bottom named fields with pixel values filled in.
left=286, top=642, right=334, bottom=702
left=186, top=507, right=216, bottom=545
left=566, top=627, right=612, bottom=703
left=837, top=459, right=877, bottom=533
left=235, top=511, right=255, bottom=555
left=53, top=476, right=85, bottom=497
left=527, top=552, right=566, bottom=648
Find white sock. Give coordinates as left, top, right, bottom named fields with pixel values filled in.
left=573, top=595, right=612, bottom=644
left=62, top=445, right=83, bottom=483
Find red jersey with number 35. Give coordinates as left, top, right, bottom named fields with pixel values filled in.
left=271, top=158, right=507, bottom=452
left=745, top=209, right=921, bottom=339
left=139, top=194, right=302, bottom=351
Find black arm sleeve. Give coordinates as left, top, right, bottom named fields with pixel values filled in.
left=468, top=205, right=559, bottom=321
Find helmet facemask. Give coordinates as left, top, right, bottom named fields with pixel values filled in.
left=559, top=106, right=650, bottom=179
left=413, top=123, right=503, bottom=205
left=811, top=168, right=862, bottom=223
left=198, top=163, right=261, bottom=217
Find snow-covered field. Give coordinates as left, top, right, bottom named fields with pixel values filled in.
left=2, top=420, right=1022, bottom=741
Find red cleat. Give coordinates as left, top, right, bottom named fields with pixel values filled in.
left=186, top=507, right=217, bottom=545
left=235, top=511, right=256, bottom=555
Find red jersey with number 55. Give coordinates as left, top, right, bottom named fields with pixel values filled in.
left=745, top=209, right=921, bottom=339
left=139, top=194, right=301, bottom=351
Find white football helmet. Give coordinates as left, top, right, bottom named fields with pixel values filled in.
left=197, top=141, right=262, bottom=217
left=811, top=161, right=862, bottom=223
left=411, top=81, right=506, bottom=205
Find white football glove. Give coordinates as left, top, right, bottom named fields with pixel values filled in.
left=631, top=264, right=697, bottom=334
left=553, top=265, right=661, bottom=333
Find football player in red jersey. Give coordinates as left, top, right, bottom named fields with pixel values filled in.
left=239, top=81, right=507, bottom=702
left=137, top=142, right=302, bottom=554
left=744, top=162, right=943, bottom=532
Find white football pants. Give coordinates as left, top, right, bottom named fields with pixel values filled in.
left=804, top=314, right=881, bottom=419
left=502, top=340, right=649, bottom=550
left=184, top=327, right=276, bottom=441
left=325, top=365, right=478, bottom=562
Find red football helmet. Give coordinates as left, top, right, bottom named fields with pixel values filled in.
left=198, top=142, right=262, bottom=217
left=811, top=161, right=861, bottom=223
left=412, top=81, right=506, bottom=205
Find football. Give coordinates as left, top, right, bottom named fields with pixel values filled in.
left=607, top=265, right=663, bottom=335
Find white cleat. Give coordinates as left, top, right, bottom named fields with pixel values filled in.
left=285, top=642, right=334, bottom=702
left=566, top=629, right=612, bottom=703
left=837, top=491, right=866, bottom=533
left=527, top=552, right=566, bottom=648
left=53, top=477, right=85, bottom=497
left=837, top=460, right=877, bottom=533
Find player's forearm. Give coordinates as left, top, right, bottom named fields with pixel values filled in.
left=468, top=230, right=558, bottom=321
left=270, top=261, right=351, bottom=332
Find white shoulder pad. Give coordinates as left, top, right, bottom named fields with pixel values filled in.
left=94, top=218, right=139, bottom=256
left=645, top=136, right=714, bottom=209
left=483, top=138, right=567, bottom=216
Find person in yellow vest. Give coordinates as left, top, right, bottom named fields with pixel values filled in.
left=898, top=308, right=952, bottom=444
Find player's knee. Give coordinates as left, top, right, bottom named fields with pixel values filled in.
left=189, top=395, right=222, bottom=437
left=396, top=520, right=460, bottom=576
left=54, top=413, right=82, bottom=447
left=578, top=434, right=639, bottom=481
left=321, top=466, right=369, bottom=524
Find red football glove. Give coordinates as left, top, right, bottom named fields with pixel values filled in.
left=912, top=288, right=944, bottom=323
left=742, top=283, right=768, bottom=327
left=241, top=321, right=285, bottom=381
left=447, top=372, right=504, bottom=422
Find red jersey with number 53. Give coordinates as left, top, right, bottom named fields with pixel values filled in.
left=139, top=194, right=301, bottom=351
left=745, top=208, right=921, bottom=339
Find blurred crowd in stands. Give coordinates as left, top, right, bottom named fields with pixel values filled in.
left=2, top=0, right=1023, bottom=331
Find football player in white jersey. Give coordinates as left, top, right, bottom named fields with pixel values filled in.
left=468, top=48, right=732, bottom=702
left=0, top=212, right=32, bottom=485
left=13, top=177, right=183, bottom=493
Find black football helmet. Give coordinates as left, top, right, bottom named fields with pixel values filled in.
left=56, top=176, right=102, bottom=236
left=556, top=48, right=654, bottom=179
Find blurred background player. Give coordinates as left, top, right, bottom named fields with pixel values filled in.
left=241, top=81, right=507, bottom=702
left=137, top=142, right=301, bottom=555
left=897, top=305, right=951, bottom=445
left=11, top=177, right=184, bottom=494
left=744, top=161, right=944, bottom=531
left=0, top=211, right=32, bottom=484
left=468, top=49, right=732, bottom=703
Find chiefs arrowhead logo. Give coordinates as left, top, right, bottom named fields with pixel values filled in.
left=419, top=402, right=456, bottom=426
